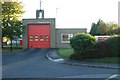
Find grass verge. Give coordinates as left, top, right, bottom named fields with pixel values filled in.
left=2, top=46, right=23, bottom=53
left=58, top=48, right=119, bottom=64
left=87, top=57, right=120, bottom=64
left=57, top=48, right=74, bottom=58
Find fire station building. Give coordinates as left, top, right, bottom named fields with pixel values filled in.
left=22, top=1, right=87, bottom=49
left=22, top=18, right=87, bottom=49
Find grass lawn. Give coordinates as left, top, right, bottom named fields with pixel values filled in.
left=58, top=48, right=120, bottom=64
left=88, top=57, right=120, bottom=64
left=57, top=48, right=74, bottom=58
left=2, top=46, right=23, bottom=53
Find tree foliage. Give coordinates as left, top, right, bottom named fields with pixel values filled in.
left=90, top=19, right=119, bottom=35
left=89, top=23, right=97, bottom=35
left=106, top=23, right=120, bottom=35
left=2, top=1, right=24, bottom=39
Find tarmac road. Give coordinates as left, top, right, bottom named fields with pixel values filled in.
left=2, top=48, right=119, bottom=79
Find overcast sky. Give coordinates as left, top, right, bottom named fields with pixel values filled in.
left=19, top=0, right=119, bottom=32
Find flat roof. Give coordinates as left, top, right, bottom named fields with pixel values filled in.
left=22, top=18, right=55, bottom=20
left=56, top=28, right=87, bottom=30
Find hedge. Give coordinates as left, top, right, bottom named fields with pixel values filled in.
left=70, top=35, right=120, bottom=60
left=103, top=35, right=120, bottom=57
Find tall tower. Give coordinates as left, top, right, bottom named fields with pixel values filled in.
left=36, top=0, right=44, bottom=19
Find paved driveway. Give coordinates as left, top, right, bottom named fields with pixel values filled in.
left=2, top=49, right=119, bottom=78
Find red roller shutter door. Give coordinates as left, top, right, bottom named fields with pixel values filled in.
left=28, top=24, right=50, bottom=48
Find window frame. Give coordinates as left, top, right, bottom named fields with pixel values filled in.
left=61, top=34, right=73, bottom=43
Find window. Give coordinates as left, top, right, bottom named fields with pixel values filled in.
left=30, top=36, right=33, bottom=38
left=45, top=35, right=49, bottom=41
left=35, top=35, right=38, bottom=38
left=30, top=39, right=33, bottom=41
left=29, top=36, right=33, bottom=41
left=45, top=35, right=48, bottom=39
left=34, top=35, right=38, bottom=41
left=40, top=35, right=44, bottom=41
left=61, top=34, right=73, bottom=43
left=35, top=39, right=38, bottom=41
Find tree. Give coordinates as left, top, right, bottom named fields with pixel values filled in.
left=2, top=1, right=24, bottom=39
left=95, top=19, right=107, bottom=35
left=89, top=23, right=97, bottom=36
left=106, top=22, right=119, bottom=35
left=90, top=19, right=119, bottom=35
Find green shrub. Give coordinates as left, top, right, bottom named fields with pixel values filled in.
left=104, top=35, right=120, bottom=57
left=70, top=33, right=96, bottom=53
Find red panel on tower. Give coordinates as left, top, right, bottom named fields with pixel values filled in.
left=28, top=24, right=50, bottom=48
